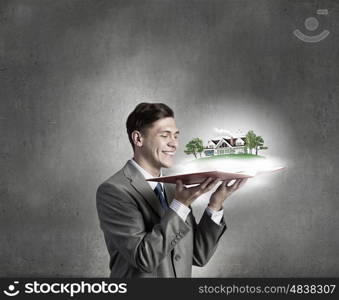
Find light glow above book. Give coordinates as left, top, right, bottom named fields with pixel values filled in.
left=146, top=166, right=285, bottom=185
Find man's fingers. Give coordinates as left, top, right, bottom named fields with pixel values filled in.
left=224, top=178, right=240, bottom=193
left=203, top=177, right=220, bottom=191
left=192, top=177, right=217, bottom=197
left=237, top=178, right=248, bottom=189
left=204, top=178, right=220, bottom=191
left=199, top=177, right=213, bottom=190
left=225, top=179, right=236, bottom=187
left=219, top=180, right=229, bottom=190
left=231, top=178, right=246, bottom=191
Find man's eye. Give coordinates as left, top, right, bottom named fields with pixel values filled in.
left=160, top=135, right=168, bottom=138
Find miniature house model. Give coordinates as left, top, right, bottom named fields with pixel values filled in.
left=204, top=131, right=247, bottom=156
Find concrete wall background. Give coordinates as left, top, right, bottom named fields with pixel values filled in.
left=1, top=0, right=338, bottom=276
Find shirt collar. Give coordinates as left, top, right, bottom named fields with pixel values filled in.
left=129, top=159, right=163, bottom=191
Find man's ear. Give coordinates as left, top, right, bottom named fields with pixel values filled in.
left=131, top=130, right=143, bottom=148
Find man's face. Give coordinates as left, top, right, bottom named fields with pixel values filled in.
left=139, top=117, right=179, bottom=170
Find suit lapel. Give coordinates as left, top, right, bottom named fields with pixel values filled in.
left=123, top=161, right=165, bottom=218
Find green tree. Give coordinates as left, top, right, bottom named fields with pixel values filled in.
left=245, top=130, right=257, bottom=154
left=245, top=130, right=268, bottom=155
left=184, top=138, right=204, bottom=158
left=254, top=135, right=264, bottom=155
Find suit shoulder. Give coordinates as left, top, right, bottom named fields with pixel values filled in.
left=96, top=167, right=131, bottom=197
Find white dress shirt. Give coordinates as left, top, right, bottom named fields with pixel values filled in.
left=129, top=159, right=223, bottom=225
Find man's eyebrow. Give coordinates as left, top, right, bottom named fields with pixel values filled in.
left=159, top=130, right=180, bottom=134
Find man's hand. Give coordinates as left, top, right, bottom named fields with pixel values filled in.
left=175, top=177, right=220, bottom=207
left=208, top=178, right=247, bottom=211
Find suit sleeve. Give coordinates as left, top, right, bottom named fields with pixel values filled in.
left=96, top=182, right=191, bottom=273
left=191, top=210, right=227, bottom=267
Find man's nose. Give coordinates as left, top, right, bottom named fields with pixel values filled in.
left=168, top=137, right=178, bottom=148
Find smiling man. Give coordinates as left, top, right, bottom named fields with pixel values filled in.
left=96, top=102, right=246, bottom=278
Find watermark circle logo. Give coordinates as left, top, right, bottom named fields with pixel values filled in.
left=305, top=17, right=319, bottom=31
left=293, top=9, right=330, bottom=43
left=3, top=281, right=20, bottom=297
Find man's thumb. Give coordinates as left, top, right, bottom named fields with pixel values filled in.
left=176, top=179, right=183, bottom=191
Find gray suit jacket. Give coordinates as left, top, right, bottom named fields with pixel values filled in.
left=96, top=160, right=226, bottom=278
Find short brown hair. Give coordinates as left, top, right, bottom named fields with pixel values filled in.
left=126, top=102, right=174, bottom=149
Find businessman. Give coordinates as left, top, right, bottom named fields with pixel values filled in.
left=96, top=102, right=246, bottom=277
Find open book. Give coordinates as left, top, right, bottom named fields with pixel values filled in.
left=146, top=166, right=285, bottom=185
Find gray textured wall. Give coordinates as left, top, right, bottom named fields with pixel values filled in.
left=1, top=0, right=338, bottom=277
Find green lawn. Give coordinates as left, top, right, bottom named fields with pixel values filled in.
left=197, top=154, right=266, bottom=160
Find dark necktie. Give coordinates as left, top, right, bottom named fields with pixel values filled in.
left=154, top=183, right=168, bottom=210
